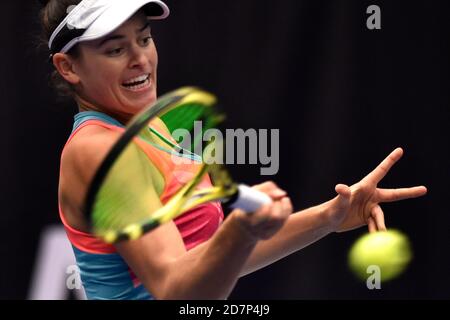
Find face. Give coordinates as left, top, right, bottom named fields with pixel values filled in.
left=69, top=11, right=158, bottom=122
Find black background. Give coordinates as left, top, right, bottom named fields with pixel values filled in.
left=0, top=0, right=448, bottom=299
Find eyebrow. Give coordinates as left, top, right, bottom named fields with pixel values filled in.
left=97, top=22, right=151, bottom=48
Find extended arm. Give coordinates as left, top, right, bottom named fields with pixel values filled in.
left=240, top=148, right=427, bottom=276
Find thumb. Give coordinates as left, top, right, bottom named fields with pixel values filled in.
left=335, top=183, right=351, bottom=199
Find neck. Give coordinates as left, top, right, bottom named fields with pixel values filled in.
left=75, top=96, right=131, bottom=125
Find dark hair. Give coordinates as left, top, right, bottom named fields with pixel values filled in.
left=39, top=0, right=82, bottom=98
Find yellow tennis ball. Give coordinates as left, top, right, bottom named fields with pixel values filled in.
left=348, top=229, right=412, bottom=282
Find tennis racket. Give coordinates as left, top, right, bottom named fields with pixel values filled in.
left=84, top=87, right=272, bottom=244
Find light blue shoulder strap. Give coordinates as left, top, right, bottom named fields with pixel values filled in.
left=72, top=111, right=124, bottom=133
left=71, top=111, right=200, bottom=161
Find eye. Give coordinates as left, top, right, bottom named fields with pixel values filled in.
left=140, top=36, right=153, bottom=47
left=107, top=47, right=124, bottom=56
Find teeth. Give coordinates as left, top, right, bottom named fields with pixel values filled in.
left=123, top=74, right=149, bottom=85
left=122, top=77, right=150, bottom=91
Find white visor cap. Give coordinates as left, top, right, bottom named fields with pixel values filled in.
left=49, top=0, right=169, bottom=54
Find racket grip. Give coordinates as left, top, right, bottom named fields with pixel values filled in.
left=229, top=184, right=272, bottom=213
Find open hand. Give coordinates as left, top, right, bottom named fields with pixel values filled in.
left=327, top=148, right=427, bottom=233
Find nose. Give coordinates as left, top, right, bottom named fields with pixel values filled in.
left=128, top=45, right=148, bottom=69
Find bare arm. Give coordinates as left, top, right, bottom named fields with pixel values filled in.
left=116, top=194, right=292, bottom=300
left=116, top=214, right=259, bottom=299
left=241, top=200, right=333, bottom=276
left=118, top=199, right=292, bottom=299
left=240, top=148, right=427, bottom=277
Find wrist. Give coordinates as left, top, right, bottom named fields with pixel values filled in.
left=319, top=196, right=343, bottom=233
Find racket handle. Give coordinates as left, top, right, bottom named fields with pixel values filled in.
left=229, top=184, right=272, bottom=213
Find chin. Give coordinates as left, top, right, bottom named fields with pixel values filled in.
left=140, top=87, right=157, bottom=104
left=127, top=92, right=157, bottom=111
left=147, top=91, right=157, bottom=105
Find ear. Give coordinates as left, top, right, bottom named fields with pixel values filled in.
left=52, top=53, right=80, bottom=85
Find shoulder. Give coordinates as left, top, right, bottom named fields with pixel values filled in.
left=62, top=125, right=121, bottom=185
left=59, top=124, right=122, bottom=230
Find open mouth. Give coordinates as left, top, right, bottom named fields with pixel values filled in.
left=121, top=74, right=151, bottom=91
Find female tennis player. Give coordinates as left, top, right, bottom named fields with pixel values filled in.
left=41, top=0, right=427, bottom=299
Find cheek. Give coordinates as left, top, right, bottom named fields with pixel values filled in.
left=153, top=48, right=159, bottom=68
left=83, top=74, right=110, bottom=98
left=146, top=41, right=158, bottom=68
left=97, top=66, right=120, bottom=86
left=84, top=62, right=121, bottom=92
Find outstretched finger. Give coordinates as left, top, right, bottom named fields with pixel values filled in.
left=364, top=148, right=403, bottom=184
left=371, top=205, right=386, bottom=231
left=367, top=217, right=377, bottom=233
left=335, top=184, right=351, bottom=198
left=377, top=186, right=428, bottom=202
